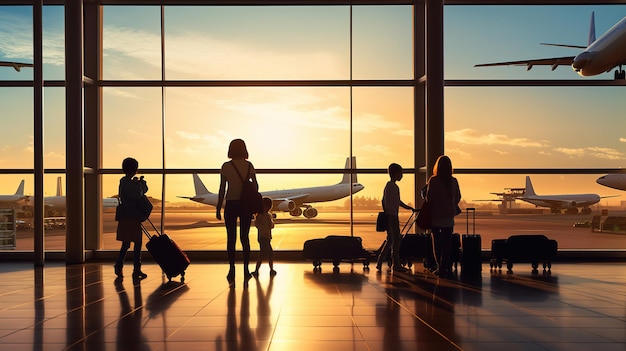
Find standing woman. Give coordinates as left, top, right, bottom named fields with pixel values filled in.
left=425, top=155, right=461, bottom=278
left=217, top=139, right=257, bottom=282
left=114, top=157, right=149, bottom=280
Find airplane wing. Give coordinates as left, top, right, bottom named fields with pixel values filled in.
left=475, top=56, right=575, bottom=71
left=0, top=61, right=34, bottom=72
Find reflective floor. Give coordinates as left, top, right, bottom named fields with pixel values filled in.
left=0, top=260, right=624, bottom=351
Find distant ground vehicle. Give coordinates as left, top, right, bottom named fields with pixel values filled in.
left=44, top=217, right=66, bottom=230
left=573, top=221, right=591, bottom=228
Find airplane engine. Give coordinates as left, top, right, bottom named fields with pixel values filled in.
left=289, top=207, right=302, bottom=217
left=570, top=201, right=577, bottom=208
left=275, top=200, right=296, bottom=212
left=303, top=207, right=318, bottom=218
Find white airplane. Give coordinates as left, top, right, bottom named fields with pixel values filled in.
left=180, top=157, right=365, bottom=218
left=0, top=179, right=29, bottom=207
left=0, top=60, right=33, bottom=72
left=596, top=174, right=626, bottom=191
left=43, top=177, right=120, bottom=213
left=518, top=176, right=604, bottom=215
left=475, top=12, right=626, bottom=79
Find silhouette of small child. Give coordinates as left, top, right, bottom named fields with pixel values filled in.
left=252, top=197, right=276, bottom=277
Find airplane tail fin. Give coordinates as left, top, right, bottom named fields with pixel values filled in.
left=193, top=174, right=211, bottom=195
left=56, top=177, right=62, bottom=197
left=341, top=156, right=357, bottom=184
left=524, top=176, right=537, bottom=196
left=588, top=11, right=596, bottom=46
left=15, top=179, right=25, bottom=196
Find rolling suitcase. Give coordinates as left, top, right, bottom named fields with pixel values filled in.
left=461, top=208, right=482, bottom=276
left=143, top=219, right=190, bottom=282
left=302, top=235, right=369, bottom=270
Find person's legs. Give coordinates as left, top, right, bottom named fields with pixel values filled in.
left=115, top=241, right=131, bottom=277
left=376, top=236, right=391, bottom=270
left=439, top=227, right=453, bottom=276
left=431, top=227, right=443, bottom=274
left=268, top=240, right=275, bottom=273
left=240, top=213, right=252, bottom=276
left=224, top=202, right=238, bottom=280
left=132, top=237, right=147, bottom=279
left=388, top=216, right=404, bottom=272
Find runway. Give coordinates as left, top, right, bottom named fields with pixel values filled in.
left=12, top=209, right=626, bottom=252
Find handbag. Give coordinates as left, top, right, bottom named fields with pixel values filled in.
left=415, top=201, right=432, bottom=230
left=232, top=161, right=263, bottom=215
left=376, top=212, right=388, bottom=232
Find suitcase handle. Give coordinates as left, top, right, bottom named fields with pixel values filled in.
left=466, top=207, right=476, bottom=235
left=141, top=217, right=161, bottom=239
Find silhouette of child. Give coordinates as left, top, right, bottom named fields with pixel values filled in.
left=252, top=197, right=276, bottom=277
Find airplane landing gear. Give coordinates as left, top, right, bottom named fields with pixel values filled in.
left=614, top=65, right=625, bottom=79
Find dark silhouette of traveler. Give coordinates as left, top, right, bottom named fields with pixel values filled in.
left=215, top=280, right=256, bottom=350
left=217, top=139, right=258, bottom=282
left=376, top=163, right=415, bottom=274
left=424, top=155, right=461, bottom=278
left=252, top=197, right=276, bottom=277
left=115, top=279, right=149, bottom=350
left=114, top=157, right=149, bottom=280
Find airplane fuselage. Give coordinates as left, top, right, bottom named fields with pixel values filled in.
left=521, top=194, right=601, bottom=209
left=573, top=16, right=626, bottom=76
left=596, top=174, right=626, bottom=191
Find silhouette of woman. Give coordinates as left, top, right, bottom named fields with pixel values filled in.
left=217, top=139, right=258, bottom=282
left=425, top=155, right=461, bottom=278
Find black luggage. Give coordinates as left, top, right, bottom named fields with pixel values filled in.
left=461, top=208, right=482, bottom=276
left=143, top=219, right=190, bottom=282
left=489, top=234, right=557, bottom=274
left=303, top=235, right=370, bottom=270
left=376, top=212, right=436, bottom=270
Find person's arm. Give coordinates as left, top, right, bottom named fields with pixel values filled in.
left=216, top=168, right=227, bottom=220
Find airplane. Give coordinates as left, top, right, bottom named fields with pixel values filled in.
left=43, top=177, right=120, bottom=214
left=518, top=176, right=605, bottom=215
left=0, top=60, right=33, bottom=72
left=475, top=12, right=626, bottom=79
left=179, top=156, right=365, bottom=218
left=596, top=173, right=626, bottom=191
left=0, top=179, right=29, bottom=207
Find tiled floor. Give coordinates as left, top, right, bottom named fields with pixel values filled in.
left=0, top=260, right=624, bottom=351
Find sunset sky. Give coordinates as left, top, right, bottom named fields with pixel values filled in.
left=0, top=4, right=624, bottom=206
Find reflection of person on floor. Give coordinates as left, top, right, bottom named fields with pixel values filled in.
left=115, top=279, right=150, bottom=350
left=255, top=274, right=274, bottom=342
left=376, top=163, right=415, bottom=273
left=252, top=197, right=276, bottom=277
left=216, top=280, right=256, bottom=350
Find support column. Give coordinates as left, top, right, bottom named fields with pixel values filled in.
left=84, top=2, right=103, bottom=251
left=33, top=0, right=44, bottom=266
left=425, top=0, right=444, bottom=176
left=65, top=0, right=85, bottom=263
left=414, top=1, right=426, bottom=207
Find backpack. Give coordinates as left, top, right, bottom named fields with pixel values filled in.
left=232, top=161, right=263, bottom=215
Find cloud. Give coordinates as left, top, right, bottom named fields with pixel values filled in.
left=554, top=147, right=624, bottom=160
left=446, top=128, right=548, bottom=148
left=620, top=137, right=626, bottom=143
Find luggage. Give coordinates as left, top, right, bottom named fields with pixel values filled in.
left=461, top=208, right=482, bottom=276
left=143, top=219, right=190, bottom=282
left=302, top=235, right=370, bottom=270
left=490, top=234, right=557, bottom=274
left=376, top=212, right=436, bottom=270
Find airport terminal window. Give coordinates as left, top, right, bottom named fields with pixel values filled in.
left=162, top=87, right=352, bottom=169
left=444, top=5, right=626, bottom=81
left=0, top=88, right=34, bottom=169
left=102, top=87, right=164, bottom=169
left=445, top=86, right=625, bottom=169
left=102, top=6, right=162, bottom=81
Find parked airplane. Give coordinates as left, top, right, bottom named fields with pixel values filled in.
left=180, top=157, right=365, bottom=218
left=0, top=179, right=28, bottom=207
left=0, top=60, right=33, bottom=72
left=43, top=177, right=120, bottom=213
left=596, top=173, right=626, bottom=191
left=518, top=176, right=605, bottom=215
left=475, top=12, right=626, bottom=79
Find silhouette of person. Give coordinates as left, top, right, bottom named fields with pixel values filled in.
left=114, top=157, right=149, bottom=280
left=252, top=197, right=276, bottom=277
left=217, top=139, right=258, bottom=282
left=376, top=163, right=415, bottom=273
left=425, top=155, right=461, bottom=278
